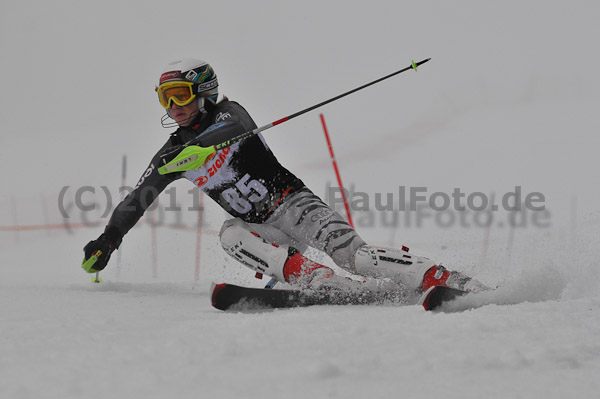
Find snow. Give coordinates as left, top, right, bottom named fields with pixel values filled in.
left=2, top=0, right=600, bottom=398
left=2, top=222, right=600, bottom=398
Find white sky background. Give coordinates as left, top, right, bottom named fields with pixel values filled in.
left=1, top=0, right=599, bottom=237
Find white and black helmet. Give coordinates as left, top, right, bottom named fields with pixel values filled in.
left=159, top=58, right=218, bottom=101
left=157, top=58, right=218, bottom=126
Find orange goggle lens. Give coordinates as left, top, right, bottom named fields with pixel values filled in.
left=156, top=81, right=196, bottom=109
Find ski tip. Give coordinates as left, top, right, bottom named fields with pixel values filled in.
left=418, top=286, right=436, bottom=310
left=211, top=282, right=227, bottom=309
left=418, top=285, right=467, bottom=311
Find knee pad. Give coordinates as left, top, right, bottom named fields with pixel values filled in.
left=219, top=219, right=289, bottom=282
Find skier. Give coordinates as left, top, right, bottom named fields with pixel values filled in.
left=82, top=58, right=487, bottom=296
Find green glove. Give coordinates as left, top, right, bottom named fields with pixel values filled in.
left=82, top=250, right=104, bottom=273
left=82, top=229, right=120, bottom=273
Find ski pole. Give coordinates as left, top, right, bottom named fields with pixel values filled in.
left=82, top=250, right=103, bottom=283
left=159, top=58, right=431, bottom=174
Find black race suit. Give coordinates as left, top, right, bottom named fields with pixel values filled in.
left=105, top=100, right=305, bottom=242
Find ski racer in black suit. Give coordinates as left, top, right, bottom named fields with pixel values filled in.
left=82, top=58, right=488, bottom=294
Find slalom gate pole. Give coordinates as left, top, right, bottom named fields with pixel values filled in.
left=11, top=196, right=19, bottom=244
left=320, top=113, right=354, bottom=228
left=480, top=192, right=495, bottom=267
left=41, top=194, right=50, bottom=237
left=151, top=207, right=158, bottom=279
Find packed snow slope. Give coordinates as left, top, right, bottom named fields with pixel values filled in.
left=2, top=1, right=600, bottom=398
left=1, top=228, right=600, bottom=399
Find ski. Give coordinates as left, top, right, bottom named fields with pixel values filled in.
left=210, top=282, right=467, bottom=311
left=418, top=285, right=468, bottom=311
left=210, top=282, right=406, bottom=311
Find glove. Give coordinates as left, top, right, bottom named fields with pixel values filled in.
left=82, top=226, right=122, bottom=273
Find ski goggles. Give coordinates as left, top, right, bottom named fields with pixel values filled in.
left=156, top=81, right=197, bottom=109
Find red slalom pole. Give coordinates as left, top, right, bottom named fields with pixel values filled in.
left=320, top=114, right=354, bottom=228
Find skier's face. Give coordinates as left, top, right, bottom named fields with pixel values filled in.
left=170, top=99, right=199, bottom=127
